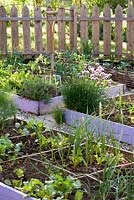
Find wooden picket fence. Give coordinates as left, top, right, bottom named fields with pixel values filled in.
left=0, top=4, right=134, bottom=57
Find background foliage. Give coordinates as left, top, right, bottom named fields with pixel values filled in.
left=0, top=0, right=128, bottom=11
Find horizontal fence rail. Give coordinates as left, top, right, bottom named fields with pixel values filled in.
left=0, top=4, right=134, bottom=57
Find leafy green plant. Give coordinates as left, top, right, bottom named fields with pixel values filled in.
left=2, top=51, right=24, bottom=69
left=18, top=77, right=57, bottom=102
left=1, top=71, right=30, bottom=92
left=21, top=174, right=82, bottom=200
left=0, top=90, right=17, bottom=128
left=55, top=51, right=85, bottom=82
left=0, top=134, right=21, bottom=161
left=129, top=104, right=134, bottom=115
left=53, top=107, right=65, bottom=124
left=62, top=79, right=106, bottom=114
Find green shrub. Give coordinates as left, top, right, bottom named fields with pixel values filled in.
left=53, top=107, right=65, bottom=124
left=18, top=77, right=57, bottom=102
left=62, top=79, right=106, bottom=114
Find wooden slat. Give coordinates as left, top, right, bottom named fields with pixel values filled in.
left=34, top=6, right=42, bottom=52
left=80, top=5, right=88, bottom=42
left=92, top=5, right=99, bottom=56
left=70, top=5, right=77, bottom=50
left=73, top=5, right=77, bottom=49
left=0, top=6, right=7, bottom=54
left=58, top=7, right=66, bottom=51
left=22, top=6, right=31, bottom=53
left=115, top=5, right=123, bottom=57
left=70, top=6, right=74, bottom=49
left=103, top=4, right=111, bottom=56
left=10, top=6, right=19, bottom=51
left=127, top=6, right=134, bottom=52
left=46, top=6, right=53, bottom=52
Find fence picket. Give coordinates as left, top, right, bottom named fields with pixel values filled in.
left=22, top=6, right=31, bottom=53
left=10, top=6, right=19, bottom=51
left=80, top=5, right=88, bottom=42
left=127, top=6, right=134, bottom=53
left=0, top=6, right=7, bottom=54
left=70, top=5, right=77, bottom=50
left=58, top=7, right=66, bottom=51
left=34, top=6, right=42, bottom=52
left=103, top=4, right=111, bottom=56
left=92, top=5, right=99, bottom=56
left=115, top=5, right=123, bottom=57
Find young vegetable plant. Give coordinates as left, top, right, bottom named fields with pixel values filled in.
left=17, top=174, right=83, bottom=200
left=71, top=125, right=84, bottom=168
left=53, top=107, right=65, bottom=124
left=0, top=134, right=22, bottom=161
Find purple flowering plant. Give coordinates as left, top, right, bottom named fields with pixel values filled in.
left=77, top=63, right=112, bottom=87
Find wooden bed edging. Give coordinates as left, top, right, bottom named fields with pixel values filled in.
left=12, top=94, right=64, bottom=115
left=0, top=182, right=35, bottom=200
left=64, top=109, right=134, bottom=145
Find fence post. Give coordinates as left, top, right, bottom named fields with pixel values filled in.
left=80, top=5, right=88, bottom=42
left=115, top=5, right=123, bottom=57
left=70, top=5, right=77, bottom=50
left=0, top=6, right=7, bottom=54
left=103, top=4, right=111, bottom=57
left=10, top=6, right=19, bottom=51
left=92, top=5, right=99, bottom=56
left=22, top=6, right=31, bottom=53
left=58, top=7, right=66, bottom=51
left=127, top=5, right=134, bottom=56
left=34, top=6, right=42, bottom=52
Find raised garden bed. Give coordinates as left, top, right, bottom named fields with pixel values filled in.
left=64, top=109, right=134, bottom=145
left=12, top=82, right=126, bottom=115
left=104, top=83, right=126, bottom=97
left=0, top=182, right=34, bottom=200
left=12, top=94, right=64, bottom=115
left=0, top=117, right=134, bottom=200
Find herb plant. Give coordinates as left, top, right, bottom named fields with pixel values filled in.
left=77, top=63, right=112, bottom=87
left=18, top=77, right=57, bottom=102
left=62, top=79, right=106, bottom=114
